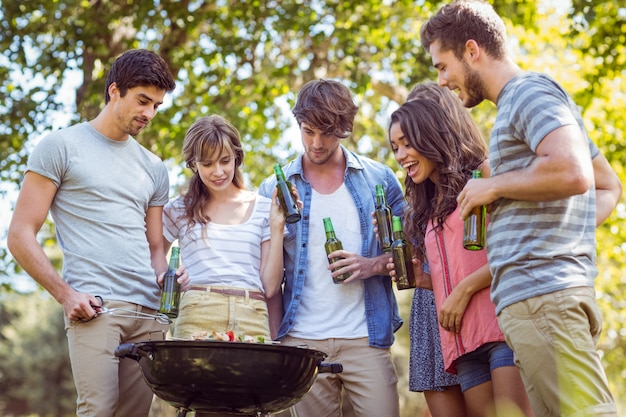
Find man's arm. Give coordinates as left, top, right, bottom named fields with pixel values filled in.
left=7, top=172, right=100, bottom=321
left=145, top=205, right=168, bottom=277
left=458, top=124, right=594, bottom=219
left=592, top=152, right=622, bottom=226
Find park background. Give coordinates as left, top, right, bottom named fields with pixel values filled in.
left=0, top=0, right=624, bottom=416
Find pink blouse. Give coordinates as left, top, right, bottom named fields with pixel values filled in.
left=425, top=206, right=505, bottom=373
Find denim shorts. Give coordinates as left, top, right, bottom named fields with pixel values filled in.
left=454, top=341, right=515, bottom=391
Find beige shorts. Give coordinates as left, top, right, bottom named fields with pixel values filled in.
left=497, top=287, right=617, bottom=417
left=172, top=285, right=270, bottom=341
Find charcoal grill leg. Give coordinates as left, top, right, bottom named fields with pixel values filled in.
left=176, top=407, right=190, bottom=417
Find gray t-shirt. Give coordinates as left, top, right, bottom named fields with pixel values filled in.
left=27, top=122, right=169, bottom=309
left=488, top=72, right=598, bottom=314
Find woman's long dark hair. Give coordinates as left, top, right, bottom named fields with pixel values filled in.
left=181, top=115, right=245, bottom=231
left=390, top=85, right=487, bottom=261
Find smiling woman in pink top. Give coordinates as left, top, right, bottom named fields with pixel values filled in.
left=388, top=95, right=534, bottom=417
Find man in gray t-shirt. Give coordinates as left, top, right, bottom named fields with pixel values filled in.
left=8, top=49, right=186, bottom=417
left=420, top=1, right=621, bottom=416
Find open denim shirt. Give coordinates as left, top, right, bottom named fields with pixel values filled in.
left=259, top=146, right=405, bottom=348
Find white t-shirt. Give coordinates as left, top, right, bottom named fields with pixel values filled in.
left=289, top=184, right=368, bottom=339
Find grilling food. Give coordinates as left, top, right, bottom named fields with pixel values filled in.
left=189, top=330, right=265, bottom=343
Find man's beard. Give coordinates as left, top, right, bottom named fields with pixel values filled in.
left=126, top=117, right=149, bottom=136
left=463, top=60, right=487, bottom=108
left=305, top=147, right=332, bottom=165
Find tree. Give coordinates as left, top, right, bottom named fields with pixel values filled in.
left=0, top=0, right=543, bottom=187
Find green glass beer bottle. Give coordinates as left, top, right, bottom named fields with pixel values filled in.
left=463, top=170, right=486, bottom=250
left=391, top=216, right=416, bottom=290
left=374, top=184, right=393, bottom=253
left=159, top=246, right=181, bottom=318
left=273, top=163, right=301, bottom=224
left=323, top=217, right=351, bottom=283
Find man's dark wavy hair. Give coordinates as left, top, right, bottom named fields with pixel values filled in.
left=420, top=0, right=508, bottom=60
left=104, top=49, right=176, bottom=103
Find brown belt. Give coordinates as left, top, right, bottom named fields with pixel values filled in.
left=188, top=286, right=266, bottom=301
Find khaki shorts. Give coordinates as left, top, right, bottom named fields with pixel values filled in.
left=172, top=285, right=270, bottom=341
left=497, top=287, right=617, bottom=417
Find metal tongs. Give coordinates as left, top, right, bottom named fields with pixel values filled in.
left=80, top=295, right=172, bottom=325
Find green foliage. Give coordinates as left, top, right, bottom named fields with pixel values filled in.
left=569, top=0, right=626, bottom=81
left=0, top=290, right=75, bottom=417
left=1, top=0, right=538, bottom=187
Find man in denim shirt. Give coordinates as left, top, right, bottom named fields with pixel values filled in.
left=259, top=79, right=405, bottom=417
